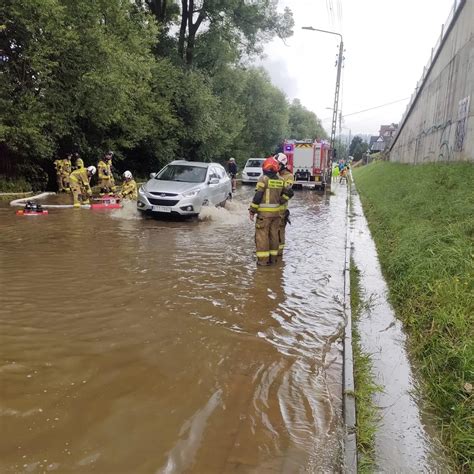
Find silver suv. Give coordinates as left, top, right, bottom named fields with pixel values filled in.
left=137, top=161, right=232, bottom=217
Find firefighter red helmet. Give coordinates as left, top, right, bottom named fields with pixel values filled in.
left=262, top=157, right=279, bottom=173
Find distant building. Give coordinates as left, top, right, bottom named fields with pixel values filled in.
left=370, top=123, right=398, bottom=153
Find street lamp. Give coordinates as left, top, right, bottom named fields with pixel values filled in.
left=302, top=26, right=344, bottom=161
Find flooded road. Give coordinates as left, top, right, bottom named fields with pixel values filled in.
left=0, top=185, right=348, bottom=473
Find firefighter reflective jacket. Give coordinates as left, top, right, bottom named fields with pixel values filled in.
left=279, top=168, right=294, bottom=211
left=97, top=160, right=110, bottom=180
left=54, top=160, right=63, bottom=172
left=69, top=168, right=91, bottom=193
left=121, top=179, right=137, bottom=200
left=249, top=174, right=285, bottom=216
left=61, top=158, right=72, bottom=174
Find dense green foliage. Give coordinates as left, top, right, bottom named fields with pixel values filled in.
left=349, top=136, right=369, bottom=161
left=288, top=99, right=326, bottom=141
left=354, top=162, right=474, bottom=471
left=1, top=0, right=326, bottom=189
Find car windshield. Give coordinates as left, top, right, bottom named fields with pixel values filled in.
left=156, top=165, right=207, bottom=183
left=246, top=160, right=263, bottom=168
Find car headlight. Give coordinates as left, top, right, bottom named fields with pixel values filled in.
left=139, top=185, right=147, bottom=195
left=182, top=189, right=200, bottom=198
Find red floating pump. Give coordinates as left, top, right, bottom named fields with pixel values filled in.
left=90, top=194, right=122, bottom=210
left=16, top=209, right=49, bottom=216
left=16, top=201, right=49, bottom=216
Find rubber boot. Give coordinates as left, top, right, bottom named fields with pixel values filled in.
left=257, top=258, right=270, bottom=266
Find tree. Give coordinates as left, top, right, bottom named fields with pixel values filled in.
left=236, top=68, right=289, bottom=157
left=147, top=0, right=294, bottom=67
left=349, top=136, right=369, bottom=161
left=288, top=99, right=327, bottom=140
left=1, top=0, right=162, bottom=181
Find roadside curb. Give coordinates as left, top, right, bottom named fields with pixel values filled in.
left=343, top=183, right=357, bottom=473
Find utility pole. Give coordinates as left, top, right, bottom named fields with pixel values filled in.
left=331, top=39, right=344, bottom=160
left=302, top=27, right=344, bottom=162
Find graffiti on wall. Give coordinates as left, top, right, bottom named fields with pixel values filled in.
left=454, top=96, right=470, bottom=151
left=417, top=96, right=470, bottom=161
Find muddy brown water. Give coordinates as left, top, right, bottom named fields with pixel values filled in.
left=0, top=186, right=348, bottom=473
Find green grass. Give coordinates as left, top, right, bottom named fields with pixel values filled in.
left=353, top=162, right=474, bottom=471
left=0, top=176, right=32, bottom=193
left=0, top=177, right=33, bottom=200
left=350, top=259, right=380, bottom=473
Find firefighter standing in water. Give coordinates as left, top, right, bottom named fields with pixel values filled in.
left=119, top=171, right=137, bottom=200
left=60, top=154, right=72, bottom=192
left=54, top=158, right=64, bottom=192
left=73, top=154, right=89, bottom=198
left=74, top=154, right=84, bottom=169
left=97, top=151, right=116, bottom=195
left=69, top=165, right=96, bottom=207
left=275, top=153, right=294, bottom=256
left=249, top=156, right=291, bottom=266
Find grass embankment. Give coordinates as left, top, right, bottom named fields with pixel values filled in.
left=350, top=260, right=380, bottom=472
left=353, top=162, right=473, bottom=471
left=0, top=177, right=33, bottom=200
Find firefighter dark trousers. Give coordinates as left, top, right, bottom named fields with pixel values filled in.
left=255, top=215, right=280, bottom=264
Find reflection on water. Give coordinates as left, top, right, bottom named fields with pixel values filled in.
left=0, top=185, right=347, bottom=472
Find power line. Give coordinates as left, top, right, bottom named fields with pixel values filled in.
left=342, top=97, right=410, bottom=117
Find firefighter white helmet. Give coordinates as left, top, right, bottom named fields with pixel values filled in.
left=123, top=170, right=133, bottom=180
left=87, top=165, right=96, bottom=175
left=274, top=153, right=288, bottom=166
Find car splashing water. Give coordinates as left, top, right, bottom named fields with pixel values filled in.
left=0, top=184, right=348, bottom=472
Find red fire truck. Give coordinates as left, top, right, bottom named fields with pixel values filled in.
left=283, top=139, right=332, bottom=190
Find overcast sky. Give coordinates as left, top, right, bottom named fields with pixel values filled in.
left=260, top=0, right=456, bottom=137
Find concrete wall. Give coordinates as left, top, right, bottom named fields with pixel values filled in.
left=389, top=0, right=473, bottom=163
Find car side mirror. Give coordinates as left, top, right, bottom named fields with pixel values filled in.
left=209, top=178, right=219, bottom=185
left=150, top=173, right=157, bottom=179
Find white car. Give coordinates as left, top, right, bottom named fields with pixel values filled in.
left=137, top=161, right=232, bottom=217
left=241, top=158, right=265, bottom=184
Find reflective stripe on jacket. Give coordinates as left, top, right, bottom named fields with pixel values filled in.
left=61, top=159, right=71, bottom=174
left=279, top=169, right=294, bottom=211
left=98, top=160, right=110, bottom=180
left=121, top=180, right=137, bottom=199
left=69, top=168, right=91, bottom=191
left=249, top=175, right=283, bottom=215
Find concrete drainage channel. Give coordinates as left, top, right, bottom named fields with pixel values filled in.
left=347, top=182, right=449, bottom=472
left=343, top=187, right=357, bottom=473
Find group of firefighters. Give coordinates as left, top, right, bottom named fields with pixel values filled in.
left=332, top=159, right=351, bottom=183
left=247, top=153, right=294, bottom=266
left=54, top=149, right=317, bottom=267
left=54, top=151, right=138, bottom=207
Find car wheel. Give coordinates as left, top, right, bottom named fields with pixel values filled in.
left=219, top=192, right=232, bottom=207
